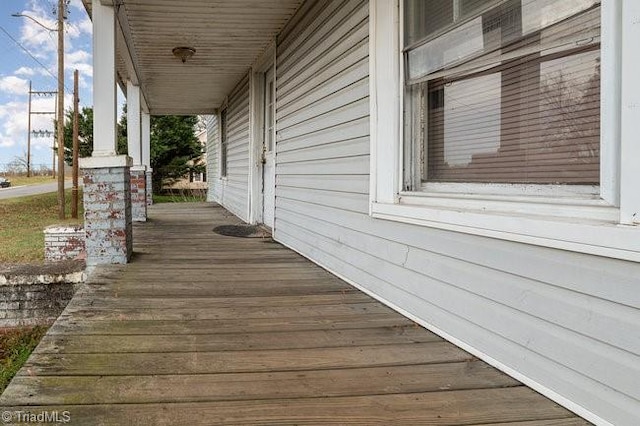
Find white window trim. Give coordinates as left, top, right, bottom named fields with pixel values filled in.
left=369, top=0, right=640, bottom=262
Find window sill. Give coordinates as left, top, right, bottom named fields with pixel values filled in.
left=371, top=199, right=640, bottom=262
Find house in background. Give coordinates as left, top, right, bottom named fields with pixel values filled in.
left=78, top=1, right=638, bottom=425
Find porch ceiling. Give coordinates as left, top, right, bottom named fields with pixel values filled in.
left=83, top=0, right=303, bottom=115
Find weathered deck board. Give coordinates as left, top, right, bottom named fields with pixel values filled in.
left=0, top=203, right=587, bottom=425
left=3, top=362, right=521, bottom=405
left=1, top=389, right=582, bottom=425
left=34, top=327, right=442, bottom=354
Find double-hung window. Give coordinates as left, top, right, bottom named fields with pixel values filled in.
left=370, top=0, right=640, bottom=261
left=403, top=0, right=601, bottom=190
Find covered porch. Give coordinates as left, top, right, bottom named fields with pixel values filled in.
left=78, top=0, right=304, bottom=264
left=0, top=202, right=585, bottom=424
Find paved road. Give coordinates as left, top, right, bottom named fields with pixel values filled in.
left=0, top=181, right=74, bottom=200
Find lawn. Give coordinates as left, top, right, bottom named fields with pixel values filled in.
left=0, top=190, right=82, bottom=263
left=153, top=190, right=206, bottom=204
left=0, top=325, right=49, bottom=395
left=2, top=175, right=57, bottom=187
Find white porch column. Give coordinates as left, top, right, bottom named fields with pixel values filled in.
left=79, top=0, right=132, bottom=265
left=127, top=80, right=147, bottom=221
left=141, top=111, right=153, bottom=206
left=91, top=0, right=118, bottom=157
left=126, top=80, right=142, bottom=165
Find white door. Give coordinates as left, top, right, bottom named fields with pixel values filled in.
left=262, top=67, right=276, bottom=229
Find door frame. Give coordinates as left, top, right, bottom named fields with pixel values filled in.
left=248, top=41, right=276, bottom=225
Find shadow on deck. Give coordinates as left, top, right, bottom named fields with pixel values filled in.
left=0, top=203, right=588, bottom=425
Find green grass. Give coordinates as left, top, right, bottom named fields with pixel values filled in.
left=153, top=191, right=206, bottom=204
left=0, top=190, right=83, bottom=263
left=4, top=175, right=57, bottom=187
left=0, top=325, right=49, bottom=394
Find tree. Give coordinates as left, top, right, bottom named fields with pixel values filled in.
left=6, top=151, right=28, bottom=174
left=62, top=105, right=202, bottom=191
left=62, top=107, right=93, bottom=165
left=150, top=115, right=202, bottom=192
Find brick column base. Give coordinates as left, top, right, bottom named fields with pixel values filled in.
left=146, top=168, right=153, bottom=206
left=131, top=166, right=147, bottom=222
left=80, top=156, right=133, bottom=265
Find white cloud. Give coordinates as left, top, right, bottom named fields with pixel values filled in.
left=66, top=49, right=93, bottom=86
left=0, top=101, right=28, bottom=148
left=0, top=94, right=72, bottom=152
left=66, top=49, right=90, bottom=63
left=78, top=17, right=92, bottom=35
left=0, top=76, right=30, bottom=95
left=15, top=67, right=36, bottom=76
left=18, top=3, right=58, bottom=57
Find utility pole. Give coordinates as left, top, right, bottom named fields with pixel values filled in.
left=53, top=98, right=57, bottom=179
left=56, top=0, right=65, bottom=220
left=27, top=81, right=32, bottom=177
left=28, top=90, right=57, bottom=177
left=72, top=70, right=79, bottom=219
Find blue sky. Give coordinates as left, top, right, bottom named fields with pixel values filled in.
left=0, top=0, right=96, bottom=170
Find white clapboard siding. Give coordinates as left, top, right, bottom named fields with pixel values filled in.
left=272, top=1, right=640, bottom=425
left=208, top=73, right=251, bottom=221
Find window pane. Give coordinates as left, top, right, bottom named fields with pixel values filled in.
left=405, top=0, right=600, bottom=81
left=426, top=48, right=600, bottom=184
left=404, top=0, right=492, bottom=47
left=404, top=0, right=601, bottom=185
left=404, top=0, right=453, bottom=47
left=407, top=16, right=484, bottom=80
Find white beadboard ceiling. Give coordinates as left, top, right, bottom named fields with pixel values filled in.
left=83, top=0, right=302, bottom=115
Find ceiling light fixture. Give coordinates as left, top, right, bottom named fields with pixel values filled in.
left=172, top=46, right=196, bottom=63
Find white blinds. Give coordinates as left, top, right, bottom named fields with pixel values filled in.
left=404, top=0, right=601, bottom=185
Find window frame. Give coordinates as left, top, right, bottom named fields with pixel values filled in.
left=369, top=0, right=640, bottom=262
left=219, top=105, right=228, bottom=179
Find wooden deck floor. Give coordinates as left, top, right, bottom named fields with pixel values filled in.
left=1, top=203, right=588, bottom=425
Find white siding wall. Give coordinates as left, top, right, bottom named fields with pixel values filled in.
left=207, top=73, right=251, bottom=221
left=273, top=1, right=640, bottom=425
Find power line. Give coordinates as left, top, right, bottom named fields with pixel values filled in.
left=0, top=25, right=72, bottom=92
